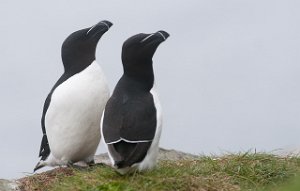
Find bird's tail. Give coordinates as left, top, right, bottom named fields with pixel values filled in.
left=108, top=141, right=152, bottom=168
left=33, top=160, right=46, bottom=172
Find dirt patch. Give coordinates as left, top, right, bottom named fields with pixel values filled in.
left=18, top=167, right=74, bottom=191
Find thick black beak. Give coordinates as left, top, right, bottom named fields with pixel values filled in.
left=86, top=20, right=113, bottom=36
left=140, top=30, right=170, bottom=44
left=97, top=20, right=113, bottom=30
left=155, top=30, right=170, bottom=41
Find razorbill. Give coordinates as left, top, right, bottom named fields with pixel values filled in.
left=34, top=20, right=112, bottom=171
left=101, top=30, right=169, bottom=174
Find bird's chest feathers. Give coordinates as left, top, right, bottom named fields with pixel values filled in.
left=46, top=62, right=107, bottom=126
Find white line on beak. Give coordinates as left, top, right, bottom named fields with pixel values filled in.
left=86, top=22, right=110, bottom=35
left=157, top=32, right=166, bottom=40
left=98, top=21, right=110, bottom=30
left=140, top=33, right=154, bottom=43
left=86, top=24, right=97, bottom=35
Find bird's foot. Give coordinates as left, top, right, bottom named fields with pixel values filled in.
left=86, top=160, right=95, bottom=167
left=66, top=161, right=74, bottom=168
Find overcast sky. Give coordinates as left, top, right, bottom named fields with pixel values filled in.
left=0, top=0, right=299, bottom=179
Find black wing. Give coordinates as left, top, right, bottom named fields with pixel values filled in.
left=103, top=92, right=157, bottom=143
left=38, top=94, right=51, bottom=160
left=102, top=92, right=157, bottom=167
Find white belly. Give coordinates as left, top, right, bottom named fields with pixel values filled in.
left=45, top=61, right=109, bottom=163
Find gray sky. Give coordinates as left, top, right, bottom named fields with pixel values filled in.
left=0, top=0, right=299, bottom=179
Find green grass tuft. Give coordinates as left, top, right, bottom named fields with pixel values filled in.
left=19, top=153, right=300, bottom=191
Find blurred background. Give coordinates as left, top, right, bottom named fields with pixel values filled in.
left=0, top=0, right=299, bottom=179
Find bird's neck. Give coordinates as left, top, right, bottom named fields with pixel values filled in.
left=62, top=53, right=95, bottom=75
left=122, top=61, right=154, bottom=91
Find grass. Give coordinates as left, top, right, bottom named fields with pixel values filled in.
left=271, top=175, right=300, bottom=191
left=19, top=153, right=300, bottom=191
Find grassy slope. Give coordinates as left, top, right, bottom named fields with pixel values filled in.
left=19, top=153, right=300, bottom=191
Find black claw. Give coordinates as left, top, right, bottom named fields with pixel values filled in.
left=87, top=160, right=95, bottom=166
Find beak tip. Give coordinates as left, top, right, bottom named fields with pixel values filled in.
left=157, top=30, right=170, bottom=40
left=99, top=20, right=113, bottom=29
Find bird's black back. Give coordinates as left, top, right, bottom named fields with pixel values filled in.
left=102, top=30, right=169, bottom=168
left=103, top=75, right=157, bottom=143
left=102, top=75, right=157, bottom=168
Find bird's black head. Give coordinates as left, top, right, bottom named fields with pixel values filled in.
left=122, top=31, right=169, bottom=64
left=61, top=20, right=113, bottom=73
left=121, top=30, right=169, bottom=79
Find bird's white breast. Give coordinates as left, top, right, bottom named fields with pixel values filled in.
left=45, top=61, right=109, bottom=162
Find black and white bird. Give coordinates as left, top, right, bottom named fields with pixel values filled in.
left=34, top=20, right=112, bottom=171
left=101, top=30, right=169, bottom=174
